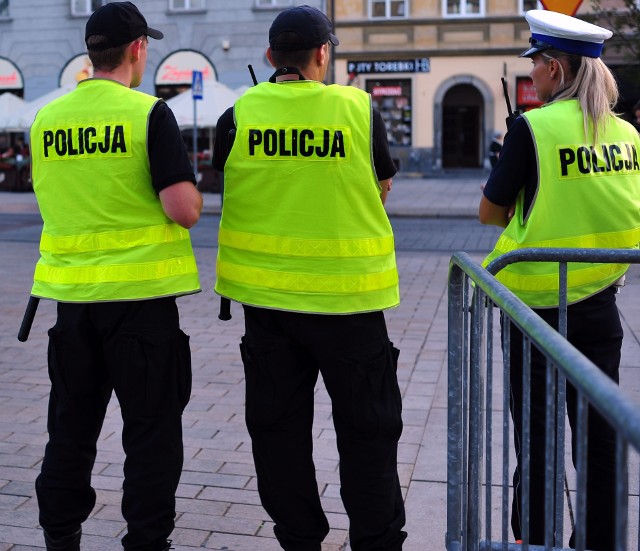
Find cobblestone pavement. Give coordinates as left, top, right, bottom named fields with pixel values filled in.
left=1, top=176, right=639, bottom=550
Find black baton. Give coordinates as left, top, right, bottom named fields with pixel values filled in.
left=18, top=296, right=40, bottom=342
left=218, top=297, right=232, bottom=321
left=218, top=65, right=260, bottom=322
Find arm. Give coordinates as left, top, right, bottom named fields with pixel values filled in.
left=148, top=101, right=201, bottom=227
left=160, top=181, right=202, bottom=229
left=379, top=178, right=392, bottom=204
left=212, top=108, right=235, bottom=171
left=372, top=108, right=396, bottom=205
left=479, top=194, right=511, bottom=227
left=479, top=117, right=535, bottom=227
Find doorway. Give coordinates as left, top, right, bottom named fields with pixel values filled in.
left=442, top=84, right=484, bottom=168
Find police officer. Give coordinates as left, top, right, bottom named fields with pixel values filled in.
left=479, top=10, right=640, bottom=551
left=30, top=3, right=202, bottom=550
left=212, top=5, right=406, bottom=550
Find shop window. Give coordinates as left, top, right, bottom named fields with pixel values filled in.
left=369, top=0, right=407, bottom=18
left=71, top=0, right=105, bottom=16
left=0, top=0, right=8, bottom=18
left=443, top=0, right=484, bottom=17
left=519, top=0, right=542, bottom=12
left=170, top=0, right=205, bottom=10
left=515, top=76, right=543, bottom=112
left=367, top=79, right=412, bottom=146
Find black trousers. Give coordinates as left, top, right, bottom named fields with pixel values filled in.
left=35, top=298, right=192, bottom=551
left=507, top=286, right=622, bottom=551
left=241, top=306, right=407, bottom=551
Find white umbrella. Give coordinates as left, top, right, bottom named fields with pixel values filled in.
left=7, top=84, right=77, bottom=132
left=165, top=79, right=239, bottom=130
left=234, top=85, right=250, bottom=96
left=0, top=92, right=27, bottom=132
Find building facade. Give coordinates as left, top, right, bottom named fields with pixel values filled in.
left=0, top=0, right=322, bottom=100
left=0, top=0, right=636, bottom=175
left=331, top=0, right=639, bottom=174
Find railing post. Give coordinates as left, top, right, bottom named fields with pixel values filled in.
left=614, top=434, right=628, bottom=551
left=468, top=287, right=486, bottom=551
left=448, top=250, right=640, bottom=551
left=502, top=320, right=511, bottom=551
left=448, top=262, right=466, bottom=551
left=556, top=261, right=568, bottom=547
left=485, top=302, right=494, bottom=544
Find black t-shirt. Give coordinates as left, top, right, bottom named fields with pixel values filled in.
left=483, top=115, right=537, bottom=218
left=148, top=100, right=196, bottom=193
left=211, top=102, right=397, bottom=181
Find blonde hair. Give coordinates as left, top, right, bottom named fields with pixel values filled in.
left=542, top=51, right=618, bottom=144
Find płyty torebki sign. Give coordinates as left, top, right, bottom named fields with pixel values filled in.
left=347, top=59, right=430, bottom=75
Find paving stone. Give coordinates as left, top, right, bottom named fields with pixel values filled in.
left=2, top=180, right=639, bottom=550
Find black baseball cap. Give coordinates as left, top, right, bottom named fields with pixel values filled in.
left=85, top=1, right=164, bottom=50
left=269, top=5, right=339, bottom=52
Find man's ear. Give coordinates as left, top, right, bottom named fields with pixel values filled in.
left=130, top=39, right=143, bottom=62
left=266, top=47, right=276, bottom=68
left=316, top=44, right=327, bottom=67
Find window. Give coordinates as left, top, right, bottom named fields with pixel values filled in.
left=170, top=0, right=205, bottom=10
left=0, top=0, right=8, bottom=18
left=254, top=0, right=294, bottom=8
left=519, top=0, right=542, bottom=13
left=443, top=0, right=484, bottom=17
left=71, top=0, right=105, bottom=16
left=369, top=0, right=407, bottom=18
left=171, top=0, right=205, bottom=9
left=367, top=79, right=412, bottom=146
left=516, top=76, right=543, bottom=112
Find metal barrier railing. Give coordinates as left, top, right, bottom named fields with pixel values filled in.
left=447, top=249, right=640, bottom=551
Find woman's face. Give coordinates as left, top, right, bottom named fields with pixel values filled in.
left=528, top=53, right=554, bottom=102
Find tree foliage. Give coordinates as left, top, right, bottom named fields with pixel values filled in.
left=591, top=0, right=640, bottom=62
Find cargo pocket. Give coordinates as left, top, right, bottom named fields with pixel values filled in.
left=240, top=336, right=293, bottom=429
left=46, top=326, right=70, bottom=402
left=345, top=341, right=402, bottom=440
left=174, top=329, right=192, bottom=412
left=113, top=329, right=192, bottom=416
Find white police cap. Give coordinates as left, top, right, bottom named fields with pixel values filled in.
left=520, top=9, right=612, bottom=58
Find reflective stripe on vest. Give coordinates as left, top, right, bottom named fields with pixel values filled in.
left=218, top=227, right=395, bottom=258
left=217, top=260, right=398, bottom=294
left=34, top=256, right=197, bottom=284
left=483, top=99, right=640, bottom=307
left=40, top=224, right=190, bottom=254
left=30, top=79, right=200, bottom=302
left=217, top=81, right=399, bottom=314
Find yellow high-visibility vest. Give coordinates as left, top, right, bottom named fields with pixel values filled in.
left=216, top=80, right=399, bottom=313
left=30, top=79, right=200, bottom=302
left=484, top=99, right=640, bottom=307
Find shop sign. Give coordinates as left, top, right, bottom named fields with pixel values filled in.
left=0, top=58, right=23, bottom=89
left=516, top=77, right=543, bottom=109
left=372, top=86, right=403, bottom=97
left=155, top=50, right=216, bottom=85
left=347, top=59, right=430, bottom=75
